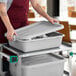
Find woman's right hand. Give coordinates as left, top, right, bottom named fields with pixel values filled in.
left=7, top=27, right=16, bottom=41
left=0, top=3, right=17, bottom=41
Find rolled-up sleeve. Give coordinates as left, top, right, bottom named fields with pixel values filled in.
left=0, top=0, right=7, bottom=3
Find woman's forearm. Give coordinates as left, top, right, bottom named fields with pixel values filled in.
left=0, top=3, right=16, bottom=41
left=34, top=4, right=50, bottom=19
left=0, top=11, right=13, bottom=30
left=0, top=3, right=13, bottom=31
left=31, top=0, right=52, bottom=20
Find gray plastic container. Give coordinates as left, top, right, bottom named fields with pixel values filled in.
left=10, top=54, right=65, bottom=76
left=9, top=32, right=64, bottom=52
left=8, top=21, right=64, bottom=52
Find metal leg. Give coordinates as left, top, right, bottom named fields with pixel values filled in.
left=16, top=57, right=22, bottom=76
left=9, top=57, right=21, bottom=76
left=0, top=45, right=2, bottom=75
left=67, top=50, right=72, bottom=76
left=0, top=44, right=3, bottom=75
left=0, top=45, right=6, bottom=76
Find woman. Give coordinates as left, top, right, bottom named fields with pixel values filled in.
left=0, top=0, right=58, bottom=74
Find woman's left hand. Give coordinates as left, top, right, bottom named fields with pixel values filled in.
left=48, top=18, right=59, bottom=24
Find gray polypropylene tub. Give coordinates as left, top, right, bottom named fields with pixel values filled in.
left=8, top=21, right=64, bottom=52
left=9, top=32, right=64, bottom=52
left=10, top=53, right=65, bottom=76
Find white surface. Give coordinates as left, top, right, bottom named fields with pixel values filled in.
left=57, top=17, right=76, bottom=25
left=67, top=0, right=75, bottom=6
left=56, top=17, right=69, bottom=21
left=60, top=0, right=68, bottom=17
left=70, top=30, right=76, bottom=40
left=68, top=17, right=76, bottom=25
left=72, top=42, right=76, bottom=52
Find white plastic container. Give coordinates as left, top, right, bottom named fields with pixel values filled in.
left=8, top=21, right=64, bottom=52
left=9, top=32, right=64, bottom=52
left=10, top=54, right=65, bottom=76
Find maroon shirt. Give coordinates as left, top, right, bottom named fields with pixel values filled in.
left=0, top=0, right=29, bottom=43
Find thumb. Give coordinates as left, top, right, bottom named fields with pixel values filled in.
left=51, top=21, right=54, bottom=24
left=14, top=32, right=17, bottom=35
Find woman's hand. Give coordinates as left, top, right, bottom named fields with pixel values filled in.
left=0, top=3, right=16, bottom=41
left=7, top=27, right=16, bottom=41
left=48, top=17, right=59, bottom=24
left=30, top=0, right=59, bottom=24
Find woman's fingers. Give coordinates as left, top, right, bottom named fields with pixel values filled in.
left=7, top=32, right=17, bottom=41
left=48, top=18, right=59, bottom=24
left=6, top=28, right=17, bottom=41
left=53, top=19, right=59, bottom=23
left=7, top=33, right=13, bottom=41
left=14, top=32, right=17, bottom=35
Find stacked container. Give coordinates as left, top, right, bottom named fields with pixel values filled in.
left=9, top=21, right=64, bottom=52
left=8, top=21, right=65, bottom=76
left=10, top=54, right=65, bottom=76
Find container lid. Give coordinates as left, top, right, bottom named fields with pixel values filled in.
left=22, top=54, right=64, bottom=66
left=15, top=21, right=64, bottom=40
